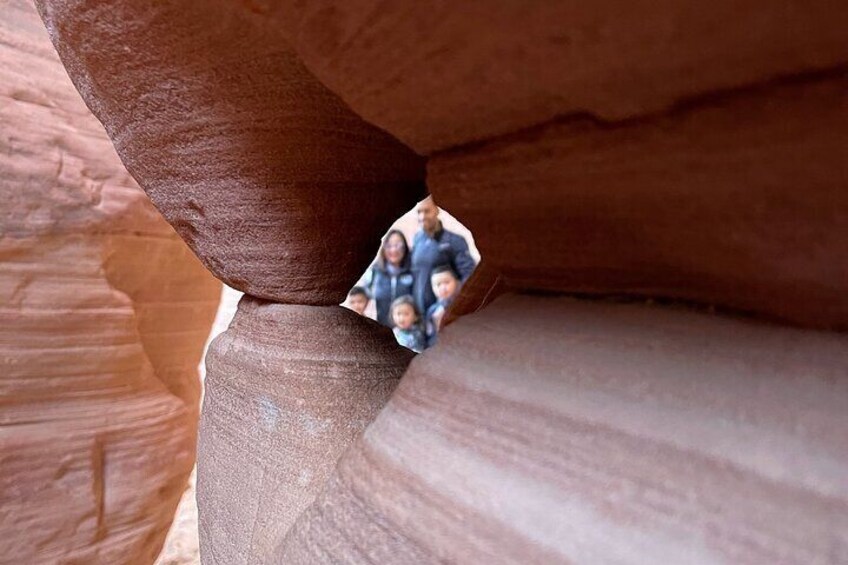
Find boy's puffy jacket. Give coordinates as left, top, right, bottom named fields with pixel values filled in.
left=411, top=227, right=476, bottom=315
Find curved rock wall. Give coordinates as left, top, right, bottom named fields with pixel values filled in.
left=29, top=0, right=848, bottom=563
left=266, top=0, right=848, bottom=330
left=36, top=0, right=425, bottom=305
left=34, top=2, right=425, bottom=562
left=267, top=0, right=848, bottom=154
left=197, top=299, right=412, bottom=563
left=430, top=74, right=848, bottom=329
left=281, top=295, right=848, bottom=563
left=1, top=2, right=220, bottom=562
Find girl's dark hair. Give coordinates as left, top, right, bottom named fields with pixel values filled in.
left=377, top=229, right=410, bottom=270
left=389, top=295, right=420, bottom=322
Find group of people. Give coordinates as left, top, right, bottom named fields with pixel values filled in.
left=346, top=197, right=476, bottom=352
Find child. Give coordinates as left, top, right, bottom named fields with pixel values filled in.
left=346, top=286, right=370, bottom=316
left=426, top=265, right=460, bottom=347
left=389, top=295, right=426, bottom=353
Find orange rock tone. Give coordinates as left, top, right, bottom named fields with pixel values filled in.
left=197, top=299, right=413, bottom=562
left=0, top=2, right=221, bottom=563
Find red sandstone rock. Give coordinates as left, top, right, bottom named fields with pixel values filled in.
left=197, top=298, right=413, bottom=564
left=279, top=295, right=848, bottom=563
left=25, top=1, right=848, bottom=562
left=36, top=0, right=425, bottom=305
left=268, top=0, right=848, bottom=153
left=442, top=259, right=507, bottom=328
left=430, top=74, right=848, bottom=330
left=0, top=2, right=220, bottom=562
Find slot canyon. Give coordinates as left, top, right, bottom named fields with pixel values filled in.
left=1, top=0, right=847, bottom=563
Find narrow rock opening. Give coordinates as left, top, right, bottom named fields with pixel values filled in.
left=344, top=196, right=480, bottom=353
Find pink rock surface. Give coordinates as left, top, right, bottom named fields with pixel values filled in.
left=268, top=0, right=848, bottom=153
left=441, top=259, right=507, bottom=328
left=0, top=2, right=220, bottom=562
left=280, top=295, right=848, bottom=563
left=36, top=0, right=425, bottom=305
left=430, top=73, right=848, bottom=330
left=197, top=298, right=414, bottom=564
left=23, top=1, right=848, bottom=562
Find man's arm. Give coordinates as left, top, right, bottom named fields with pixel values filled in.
left=451, top=235, right=477, bottom=281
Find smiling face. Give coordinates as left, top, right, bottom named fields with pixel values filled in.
left=417, top=197, right=440, bottom=234
left=431, top=271, right=459, bottom=301
left=392, top=302, right=417, bottom=330
left=383, top=232, right=406, bottom=266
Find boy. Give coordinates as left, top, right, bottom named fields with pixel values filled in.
left=425, top=265, right=460, bottom=348
left=346, top=286, right=370, bottom=317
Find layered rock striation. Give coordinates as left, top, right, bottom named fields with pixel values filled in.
left=37, top=0, right=425, bottom=305
left=281, top=295, right=848, bottom=563
left=29, top=0, right=848, bottom=563
left=430, top=74, right=848, bottom=329
left=35, top=2, right=427, bottom=560
left=1, top=2, right=220, bottom=562
left=197, top=299, right=413, bottom=563
left=267, top=0, right=848, bottom=154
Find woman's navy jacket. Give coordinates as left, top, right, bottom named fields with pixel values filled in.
left=365, top=258, right=415, bottom=327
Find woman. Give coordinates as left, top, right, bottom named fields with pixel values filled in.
left=365, top=229, right=415, bottom=327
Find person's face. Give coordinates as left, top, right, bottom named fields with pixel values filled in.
left=392, top=303, right=416, bottom=330
left=431, top=272, right=458, bottom=301
left=348, top=294, right=368, bottom=315
left=383, top=233, right=405, bottom=266
left=417, top=198, right=440, bottom=232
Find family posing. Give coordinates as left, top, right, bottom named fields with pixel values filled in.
left=347, top=197, right=476, bottom=352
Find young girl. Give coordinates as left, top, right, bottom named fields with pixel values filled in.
left=389, top=295, right=426, bottom=353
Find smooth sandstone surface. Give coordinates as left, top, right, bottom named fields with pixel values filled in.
left=1, top=2, right=220, bottom=562
left=268, top=0, right=848, bottom=153
left=197, top=298, right=414, bottom=564
left=441, top=259, right=506, bottom=329
left=280, top=295, right=848, bottom=564
left=36, top=0, right=426, bottom=305
left=430, top=73, right=848, bottom=330
left=21, top=1, right=848, bottom=563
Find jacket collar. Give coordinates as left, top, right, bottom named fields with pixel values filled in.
left=428, top=221, right=445, bottom=241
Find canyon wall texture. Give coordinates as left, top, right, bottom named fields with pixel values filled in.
left=197, top=300, right=412, bottom=563
left=281, top=295, right=848, bottom=563
left=0, top=2, right=221, bottom=562
left=36, top=0, right=425, bottom=305
left=266, top=0, right=848, bottom=154
left=29, top=0, right=848, bottom=563
left=35, top=2, right=424, bottom=561
left=266, top=0, right=848, bottom=330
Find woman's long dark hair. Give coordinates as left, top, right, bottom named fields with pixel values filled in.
left=376, top=229, right=410, bottom=270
